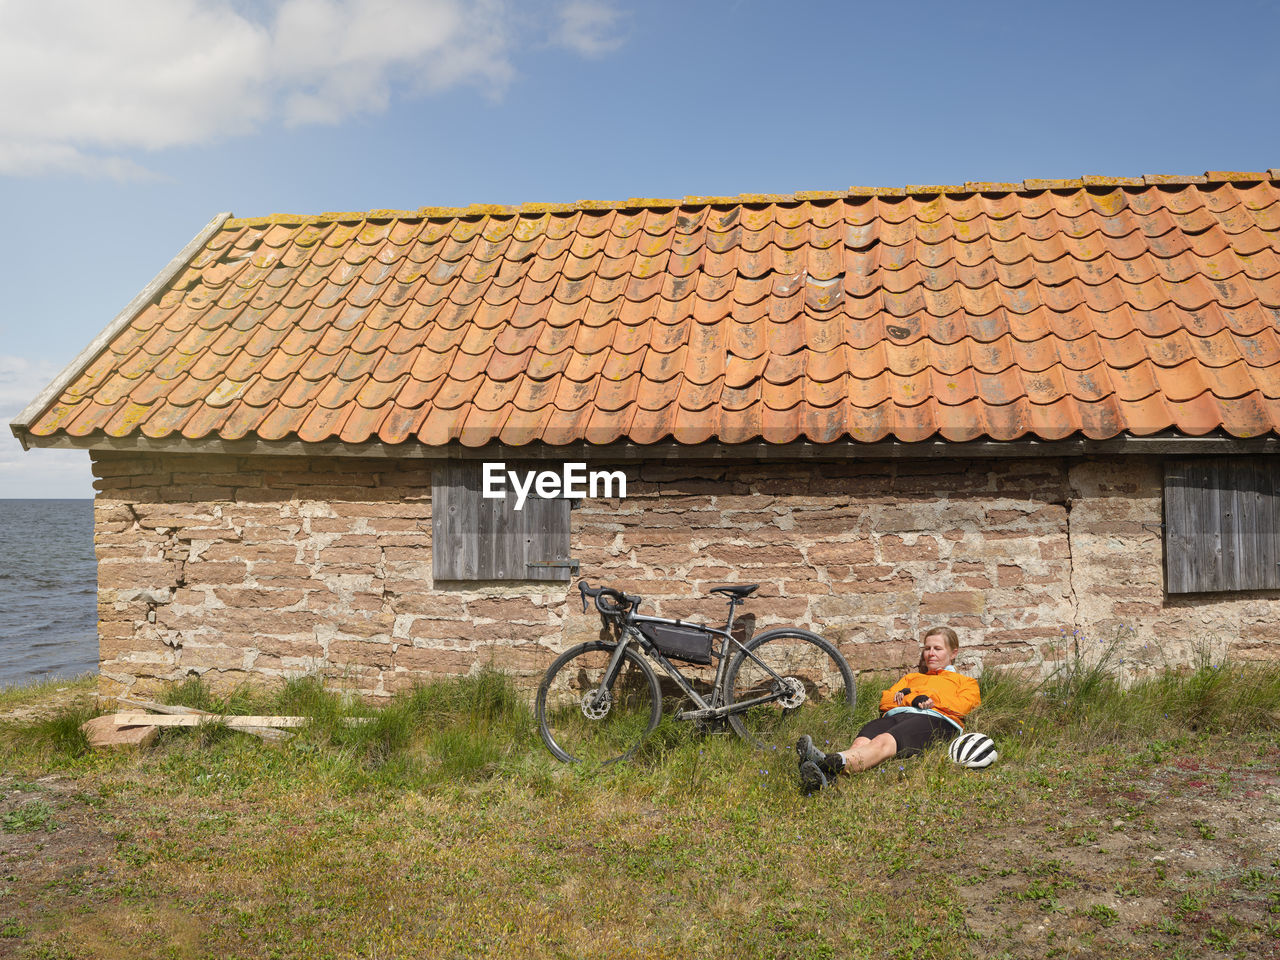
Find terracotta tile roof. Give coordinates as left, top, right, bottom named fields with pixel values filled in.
left=20, top=171, right=1280, bottom=447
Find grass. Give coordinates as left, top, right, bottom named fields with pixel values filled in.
left=970, top=632, right=1280, bottom=748
left=1, top=798, right=56, bottom=833
left=0, top=657, right=1278, bottom=959
left=152, top=668, right=536, bottom=788
left=0, top=673, right=95, bottom=711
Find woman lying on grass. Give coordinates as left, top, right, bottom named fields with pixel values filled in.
left=797, top=626, right=980, bottom=793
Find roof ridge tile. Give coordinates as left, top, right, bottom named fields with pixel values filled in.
left=1082, top=176, right=1145, bottom=187
left=221, top=171, right=1280, bottom=230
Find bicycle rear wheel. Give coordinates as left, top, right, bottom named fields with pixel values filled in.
left=724, top=629, right=857, bottom=751
left=536, top=641, right=661, bottom=764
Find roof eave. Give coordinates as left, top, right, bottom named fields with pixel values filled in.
left=22, top=430, right=1280, bottom=461
left=8, top=212, right=234, bottom=450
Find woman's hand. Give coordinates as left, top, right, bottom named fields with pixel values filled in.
left=893, top=691, right=907, bottom=706
left=917, top=697, right=934, bottom=710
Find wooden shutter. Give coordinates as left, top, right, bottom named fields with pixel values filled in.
left=1164, top=457, right=1280, bottom=593
left=432, top=462, right=572, bottom=581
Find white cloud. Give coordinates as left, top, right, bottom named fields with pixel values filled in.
left=0, top=141, right=154, bottom=181
left=0, top=0, right=527, bottom=178
left=554, top=0, right=624, bottom=58
left=0, top=355, right=61, bottom=419
left=271, top=0, right=514, bottom=124
left=0, top=440, right=92, bottom=499
left=0, top=355, right=92, bottom=498
left=0, top=1, right=271, bottom=175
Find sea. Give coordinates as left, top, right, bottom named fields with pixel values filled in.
left=0, top=500, right=98, bottom=687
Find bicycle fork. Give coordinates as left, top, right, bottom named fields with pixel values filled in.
left=585, top=635, right=636, bottom=709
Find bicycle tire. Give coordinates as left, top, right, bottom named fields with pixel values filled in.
left=536, top=641, right=662, bottom=764
left=723, top=628, right=857, bottom=751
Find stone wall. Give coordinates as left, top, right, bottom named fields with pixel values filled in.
left=1068, top=459, right=1280, bottom=674
left=89, top=450, right=1279, bottom=699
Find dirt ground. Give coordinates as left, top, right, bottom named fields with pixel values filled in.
left=958, top=750, right=1280, bottom=958
left=3, top=760, right=1277, bottom=959
left=0, top=774, right=121, bottom=958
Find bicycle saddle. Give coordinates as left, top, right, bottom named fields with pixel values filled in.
left=709, top=584, right=759, bottom=599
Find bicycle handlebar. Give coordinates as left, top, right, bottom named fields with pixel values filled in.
left=578, top=581, right=640, bottom=616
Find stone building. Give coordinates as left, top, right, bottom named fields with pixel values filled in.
left=11, top=172, right=1280, bottom=698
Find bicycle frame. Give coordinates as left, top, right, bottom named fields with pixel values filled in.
left=595, top=601, right=798, bottom=722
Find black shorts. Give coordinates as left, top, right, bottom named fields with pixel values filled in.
left=855, top=712, right=954, bottom=757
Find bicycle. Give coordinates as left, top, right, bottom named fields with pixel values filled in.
left=536, top=581, right=857, bottom=764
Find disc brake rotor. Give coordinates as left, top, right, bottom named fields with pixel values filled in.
left=580, top=690, right=612, bottom=720
left=776, top=676, right=806, bottom=710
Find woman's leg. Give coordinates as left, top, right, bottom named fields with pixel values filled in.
left=849, top=716, right=895, bottom=744
left=800, top=714, right=951, bottom=786
left=797, top=720, right=885, bottom=786
left=838, top=732, right=897, bottom=772
left=835, top=714, right=953, bottom=774
left=834, top=716, right=896, bottom=769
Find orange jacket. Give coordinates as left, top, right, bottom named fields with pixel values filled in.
left=879, top=668, right=981, bottom=729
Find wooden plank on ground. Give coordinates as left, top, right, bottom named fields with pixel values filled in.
left=111, top=713, right=371, bottom=728
left=113, top=713, right=309, bottom=728
left=116, top=698, right=293, bottom=742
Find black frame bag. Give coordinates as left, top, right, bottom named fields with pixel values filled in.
left=638, top=622, right=714, bottom=665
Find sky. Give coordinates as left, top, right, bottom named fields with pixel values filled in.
left=1, top=0, right=1278, bottom=497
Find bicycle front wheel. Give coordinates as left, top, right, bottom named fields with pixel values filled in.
left=724, top=629, right=857, bottom=751
left=536, top=641, right=661, bottom=764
